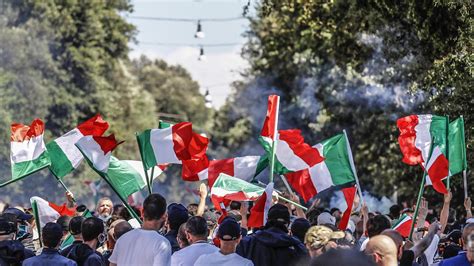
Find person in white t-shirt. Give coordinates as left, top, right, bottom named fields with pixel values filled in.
left=109, top=194, right=171, bottom=266
left=195, top=217, right=253, bottom=266
left=171, top=216, right=218, bottom=266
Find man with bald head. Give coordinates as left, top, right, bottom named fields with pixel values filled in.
left=364, top=235, right=398, bottom=266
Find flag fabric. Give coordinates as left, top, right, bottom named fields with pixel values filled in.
left=285, top=134, right=357, bottom=202
left=47, top=114, right=109, bottom=178
left=75, top=135, right=122, bottom=173
left=10, top=119, right=50, bottom=181
left=182, top=155, right=268, bottom=185
left=260, top=95, right=280, bottom=144
left=338, top=186, right=357, bottom=230
left=448, top=117, right=467, bottom=175
left=136, top=122, right=208, bottom=170
left=210, top=174, right=265, bottom=204
left=397, top=115, right=449, bottom=194
left=260, top=129, right=324, bottom=175
left=30, top=196, right=75, bottom=228
left=248, top=182, right=274, bottom=228
left=392, top=214, right=413, bottom=238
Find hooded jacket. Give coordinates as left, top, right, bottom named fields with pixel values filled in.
left=0, top=240, right=35, bottom=266
left=236, top=226, right=308, bottom=266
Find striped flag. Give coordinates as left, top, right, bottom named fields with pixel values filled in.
left=248, top=182, right=274, bottom=228
left=392, top=214, right=413, bottom=238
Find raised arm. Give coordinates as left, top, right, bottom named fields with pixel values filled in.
left=440, top=191, right=452, bottom=233
left=410, top=221, right=440, bottom=259
left=290, top=193, right=306, bottom=219
left=196, top=183, right=208, bottom=217
left=465, top=197, right=472, bottom=219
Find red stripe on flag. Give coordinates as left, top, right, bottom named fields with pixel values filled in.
left=208, top=158, right=235, bottom=187
left=278, top=130, right=324, bottom=167
left=11, top=119, right=45, bottom=142
left=182, top=157, right=209, bottom=181
left=338, top=186, right=357, bottom=230
left=92, top=134, right=123, bottom=155
left=285, top=169, right=317, bottom=202
left=248, top=191, right=268, bottom=228
left=397, top=115, right=423, bottom=165
left=260, top=95, right=279, bottom=140
left=48, top=202, right=76, bottom=217
left=76, top=114, right=109, bottom=136
left=427, top=155, right=449, bottom=194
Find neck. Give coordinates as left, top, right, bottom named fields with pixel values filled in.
left=73, top=235, right=83, bottom=241
left=219, top=244, right=235, bottom=255
left=83, top=239, right=98, bottom=250
left=190, top=236, right=207, bottom=244
left=142, top=220, right=162, bottom=231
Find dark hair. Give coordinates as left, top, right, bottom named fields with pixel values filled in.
left=367, top=215, right=391, bottom=238
left=56, top=215, right=72, bottom=232
left=143, top=194, right=167, bottom=221
left=389, top=205, right=401, bottom=219
left=187, top=203, right=199, bottom=216
left=69, top=216, right=86, bottom=235
left=311, top=248, right=376, bottom=266
left=82, top=217, right=104, bottom=241
left=42, top=222, right=63, bottom=248
left=113, top=204, right=125, bottom=216
left=229, top=201, right=241, bottom=211
left=114, top=221, right=132, bottom=240
left=185, top=216, right=208, bottom=237
left=119, top=206, right=141, bottom=221
left=330, top=208, right=340, bottom=214
left=291, top=218, right=311, bottom=243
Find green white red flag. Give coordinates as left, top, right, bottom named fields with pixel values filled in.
left=248, top=182, right=274, bottom=228
left=392, top=214, right=412, bottom=238
left=285, top=134, right=357, bottom=202
left=136, top=122, right=208, bottom=169
left=210, top=173, right=265, bottom=205
left=47, top=114, right=109, bottom=178
left=10, top=119, right=50, bottom=181
left=397, top=114, right=449, bottom=194
left=448, top=117, right=467, bottom=175
left=75, top=135, right=122, bottom=173
left=338, top=186, right=357, bottom=231
left=30, top=196, right=75, bottom=228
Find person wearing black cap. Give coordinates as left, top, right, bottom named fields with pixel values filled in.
left=22, top=222, right=76, bottom=266
left=0, top=214, right=35, bottom=265
left=3, top=207, right=35, bottom=251
left=60, top=216, right=86, bottom=257
left=165, top=203, right=189, bottom=254
left=236, top=203, right=308, bottom=266
left=195, top=217, right=253, bottom=266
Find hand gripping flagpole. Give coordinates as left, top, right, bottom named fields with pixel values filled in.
left=409, top=136, right=435, bottom=241
left=343, top=130, right=364, bottom=203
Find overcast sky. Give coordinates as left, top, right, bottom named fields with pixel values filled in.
left=127, top=0, right=254, bottom=108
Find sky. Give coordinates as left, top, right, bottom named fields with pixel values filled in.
left=127, top=0, right=254, bottom=108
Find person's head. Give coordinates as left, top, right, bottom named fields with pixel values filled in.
left=367, top=215, right=391, bottom=238
left=229, top=201, right=241, bottom=211
left=42, top=222, right=63, bottom=249
left=112, top=204, right=125, bottom=217
left=389, top=205, right=401, bottom=220
left=218, top=217, right=242, bottom=251
left=177, top=222, right=189, bottom=248
left=202, top=210, right=218, bottom=232
left=185, top=216, right=208, bottom=243
left=291, top=218, right=311, bottom=243
left=69, top=216, right=86, bottom=240
left=364, top=235, right=398, bottom=266
left=304, top=225, right=345, bottom=258
left=187, top=203, right=199, bottom=216
left=265, top=204, right=290, bottom=231
left=317, top=212, right=336, bottom=226
left=381, top=229, right=404, bottom=261
left=56, top=215, right=71, bottom=237
left=96, top=197, right=113, bottom=218
left=306, top=208, right=322, bottom=226
left=0, top=214, right=17, bottom=241
left=143, top=193, right=167, bottom=229
left=112, top=220, right=132, bottom=241
left=167, top=203, right=189, bottom=231
left=82, top=217, right=106, bottom=248
left=311, top=248, right=376, bottom=266
left=463, top=224, right=474, bottom=263
left=330, top=208, right=342, bottom=220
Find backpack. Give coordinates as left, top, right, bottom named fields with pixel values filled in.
left=0, top=241, right=27, bottom=266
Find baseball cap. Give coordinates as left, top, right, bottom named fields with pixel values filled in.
left=317, top=212, right=336, bottom=226
left=3, top=207, right=33, bottom=221
left=0, top=215, right=17, bottom=235
left=217, top=217, right=241, bottom=241
left=167, top=203, right=189, bottom=229
left=267, top=204, right=290, bottom=224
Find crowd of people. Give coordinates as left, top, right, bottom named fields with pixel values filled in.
left=0, top=186, right=473, bottom=266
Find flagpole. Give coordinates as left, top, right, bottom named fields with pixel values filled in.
left=446, top=115, right=450, bottom=189
left=343, top=130, right=364, bottom=202
left=149, top=166, right=155, bottom=193
left=277, top=194, right=308, bottom=211
left=409, top=137, right=435, bottom=240
left=268, top=96, right=280, bottom=183
left=31, top=199, right=43, bottom=248
left=460, top=115, right=468, bottom=198
left=464, top=170, right=468, bottom=198
left=279, top=175, right=294, bottom=194
left=135, top=133, right=152, bottom=195
left=50, top=171, right=76, bottom=203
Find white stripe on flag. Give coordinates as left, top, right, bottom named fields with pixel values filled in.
left=54, top=128, right=84, bottom=169
left=11, top=135, right=47, bottom=163
left=263, top=182, right=274, bottom=225
left=275, top=138, right=310, bottom=171
left=233, top=156, right=260, bottom=182
left=310, top=144, right=334, bottom=192
left=414, top=115, right=433, bottom=164
left=77, top=137, right=111, bottom=173
left=150, top=127, right=181, bottom=164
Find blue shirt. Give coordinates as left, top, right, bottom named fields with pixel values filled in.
left=439, top=251, right=471, bottom=266
left=22, top=248, right=77, bottom=266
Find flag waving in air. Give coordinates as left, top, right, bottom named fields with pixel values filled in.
left=10, top=119, right=50, bottom=181
left=285, top=134, right=357, bottom=202
left=248, top=182, right=274, bottom=228
left=448, top=117, right=467, bottom=175
left=397, top=115, right=449, bottom=194
left=47, top=114, right=109, bottom=178
left=75, top=134, right=123, bottom=173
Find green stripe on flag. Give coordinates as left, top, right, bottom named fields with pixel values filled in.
left=136, top=130, right=157, bottom=170
left=46, top=141, right=75, bottom=178
left=322, top=134, right=356, bottom=185
left=429, top=115, right=448, bottom=156
left=258, top=136, right=292, bottom=175
left=12, top=151, right=50, bottom=180
left=105, top=157, right=145, bottom=199
left=449, top=117, right=467, bottom=175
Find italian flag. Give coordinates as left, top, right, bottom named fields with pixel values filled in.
left=448, top=117, right=467, bottom=176
left=75, top=135, right=122, bottom=173
left=182, top=155, right=267, bottom=186
left=210, top=173, right=265, bottom=208
left=397, top=115, right=449, bottom=194
left=10, top=119, right=50, bottom=181
left=392, top=214, right=412, bottom=238
left=47, top=114, right=109, bottom=178
left=30, top=196, right=76, bottom=228
left=285, top=134, right=357, bottom=202
left=248, top=182, right=274, bottom=228
left=338, top=186, right=357, bottom=231
left=137, top=122, right=208, bottom=169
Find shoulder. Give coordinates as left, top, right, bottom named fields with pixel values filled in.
left=194, top=253, right=210, bottom=266
left=440, top=253, right=469, bottom=266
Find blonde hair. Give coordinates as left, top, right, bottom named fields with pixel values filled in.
left=304, top=225, right=345, bottom=250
